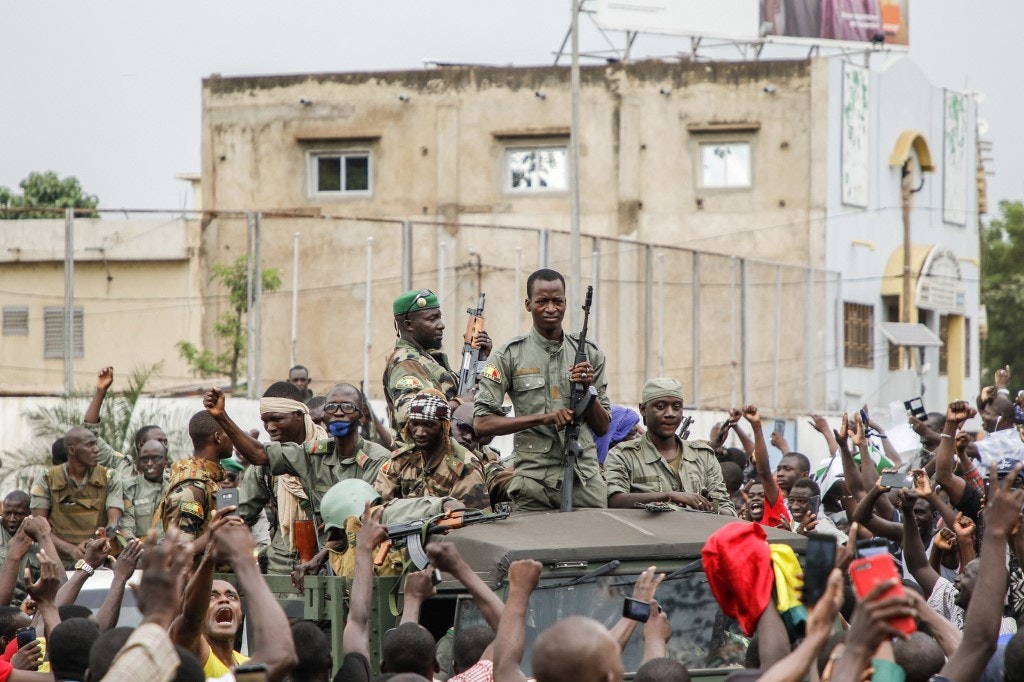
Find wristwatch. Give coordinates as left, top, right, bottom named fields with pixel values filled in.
left=74, top=559, right=95, bottom=576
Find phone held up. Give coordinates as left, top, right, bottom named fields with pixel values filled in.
left=848, top=553, right=916, bottom=636
left=216, top=488, right=239, bottom=516
left=15, top=627, right=35, bottom=650
left=622, top=597, right=651, bottom=623
left=904, top=397, right=927, bottom=421
left=802, top=533, right=837, bottom=608
left=879, top=471, right=913, bottom=489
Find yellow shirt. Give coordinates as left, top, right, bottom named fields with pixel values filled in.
left=203, top=648, right=249, bottom=678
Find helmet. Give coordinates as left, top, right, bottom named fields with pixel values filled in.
left=320, top=479, right=380, bottom=531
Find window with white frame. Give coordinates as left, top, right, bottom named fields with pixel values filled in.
left=43, top=307, right=83, bottom=359
left=505, top=147, right=568, bottom=192
left=310, top=152, right=371, bottom=194
left=699, top=142, right=752, bottom=188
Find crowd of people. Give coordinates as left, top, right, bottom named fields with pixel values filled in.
left=1, top=266, right=1023, bottom=681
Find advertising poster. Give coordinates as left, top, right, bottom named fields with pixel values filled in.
left=841, top=62, right=870, bottom=208
left=943, top=90, right=969, bottom=226
left=760, top=0, right=908, bottom=47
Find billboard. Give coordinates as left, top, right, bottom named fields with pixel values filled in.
left=841, top=62, right=870, bottom=207
left=595, top=0, right=760, bottom=41
left=761, top=0, right=909, bottom=47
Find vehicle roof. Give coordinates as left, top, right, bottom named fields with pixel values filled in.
left=439, top=508, right=806, bottom=587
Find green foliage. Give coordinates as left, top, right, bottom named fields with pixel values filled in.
left=177, top=256, right=281, bottom=388
left=0, top=171, right=99, bottom=218
left=0, top=364, right=190, bottom=494
left=981, top=200, right=1024, bottom=376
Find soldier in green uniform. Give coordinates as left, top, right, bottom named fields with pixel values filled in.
left=30, top=426, right=124, bottom=567
left=603, top=378, right=736, bottom=516
left=205, top=382, right=390, bottom=544
left=375, top=390, right=490, bottom=510
left=474, top=269, right=611, bottom=511
left=452, top=403, right=512, bottom=506
left=120, top=439, right=170, bottom=538
left=0, top=493, right=58, bottom=606
left=383, top=288, right=491, bottom=435
left=155, top=410, right=233, bottom=547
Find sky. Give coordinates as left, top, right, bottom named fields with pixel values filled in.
left=1, top=0, right=1021, bottom=216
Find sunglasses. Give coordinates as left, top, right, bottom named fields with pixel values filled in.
left=324, top=401, right=360, bottom=415
left=404, top=288, right=435, bottom=316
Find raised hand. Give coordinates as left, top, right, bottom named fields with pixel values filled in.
left=953, top=512, right=976, bottom=544
left=26, top=548, right=61, bottom=604
left=631, top=565, right=665, bottom=603
left=742, top=405, right=761, bottom=427
left=403, top=568, right=438, bottom=602
left=113, top=538, right=143, bottom=580
left=996, top=365, right=1011, bottom=389
left=851, top=411, right=866, bottom=447
left=96, top=366, right=114, bottom=392
left=356, top=502, right=387, bottom=550
left=203, top=387, right=226, bottom=417
left=83, top=535, right=111, bottom=570
left=933, top=527, right=957, bottom=552
left=946, top=400, right=977, bottom=427
left=137, top=527, right=193, bottom=628
left=911, top=469, right=933, bottom=497
left=984, top=462, right=1024, bottom=535
left=10, top=638, right=42, bottom=671
left=507, top=559, right=542, bottom=592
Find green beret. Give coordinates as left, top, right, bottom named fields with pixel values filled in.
left=641, top=377, right=684, bottom=404
left=220, top=457, right=245, bottom=473
left=393, top=289, right=439, bottom=316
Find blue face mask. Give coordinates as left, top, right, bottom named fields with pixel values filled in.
left=328, top=419, right=356, bottom=438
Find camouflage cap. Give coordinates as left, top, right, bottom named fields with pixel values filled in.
left=641, top=377, right=684, bottom=404
left=320, top=479, right=381, bottom=531
left=393, top=288, right=439, bottom=316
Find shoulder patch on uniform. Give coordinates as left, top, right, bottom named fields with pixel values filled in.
left=179, top=501, right=204, bottom=519
left=481, top=365, right=502, bottom=383
left=380, top=459, right=392, bottom=475
left=396, top=375, right=425, bottom=390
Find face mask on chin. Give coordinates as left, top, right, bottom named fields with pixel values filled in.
left=328, top=419, right=356, bottom=438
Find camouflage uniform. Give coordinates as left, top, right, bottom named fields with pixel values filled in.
left=603, top=434, right=737, bottom=516
left=383, top=337, right=460, bottom=434
left=475, top=444, right=513, bottom=507
left=474, top=327, right=609, bottom=511
left=30, top=463, right=124, bottom=563
left=120, top=475, right=169, bottom=538
left=155, top=458, right=225, bottom=544
left=0, top=527, right=40, bottom=607
left=374, top=438, right=490, bottom=510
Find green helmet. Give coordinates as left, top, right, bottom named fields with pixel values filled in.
left=320, top=479, right=380, bottom=531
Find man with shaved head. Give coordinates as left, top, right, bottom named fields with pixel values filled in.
left=533, top=617, right=624, bottom=682
left=120, top=439, right=169, bottom=538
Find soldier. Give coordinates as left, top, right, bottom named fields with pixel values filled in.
left=30, top=426, right=124, bottom=567
left=383, top=288, right=491, bottom=435
left=154, top=410, right=233, bottom=546
left=0, top=492, right=64, bottom=606
left=603, top=378, right=736, bottom=516
left=119, top=439, right=170, bottom=538
left=474, top=268, right=610, bottom=511
left=375, top=389, right=490, bottom=510
left=205, top=382, right=390, bottom=541
left=452, top=403, right=512, bottom=506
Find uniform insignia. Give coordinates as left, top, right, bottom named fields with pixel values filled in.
left=396, top=375, right=425, bottom=390
left=180, top=501, right=204, bottom=519
left=482, top=365, right=501, bottom=382
left=381, top=460, right=392, bottom=475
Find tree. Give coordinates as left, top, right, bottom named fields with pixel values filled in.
left=0, top=171, right=99, bottom=218
left=177, top=255, right=281, bottom=389
left=980, top=200, right=1024, bottom=376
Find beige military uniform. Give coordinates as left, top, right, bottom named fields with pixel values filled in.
left=30, top=463, right=124, bottom=552
left=603, top=434, right=736, bottom=516
left=374, top=438, right=490, bottom=510
left=383, top=337, right=460, bottom=434
left=474, top=327, right=609, bottom=511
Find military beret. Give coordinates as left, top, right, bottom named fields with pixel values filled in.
left=220, top=457, right=244, bottom=473
left=393, top=288, right=439, bottom=316
left=641, top=377, right=684, bottom=404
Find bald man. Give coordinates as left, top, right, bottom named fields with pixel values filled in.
left=533, top=616, right=625, bottom=682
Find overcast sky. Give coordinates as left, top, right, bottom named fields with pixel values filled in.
left=1, top=1, right=1020, bottom=216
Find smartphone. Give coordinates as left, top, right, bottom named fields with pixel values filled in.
left=233, top=663, right=269, bottom=682
left=848, top=555, right=916, bottom=636
left=859, top=407, right=870, bottom=425
left=430, top=568, right=442, bottom=586
left=622, top=597, right=651, bottom=623
left=855, top=538, right=889, bottom=558
left=773, top=420, right=785, bottom=435
left=807, top=495, right=821, bottom=517
left=879, top=472, right=913, bottom=489
left=16, top=627, right=35, bottom=649
left=215, top=488, right=239, bottom=516
left=802, top=534, right=837, bottom=607
left=904, top=397, right=927, bottom=420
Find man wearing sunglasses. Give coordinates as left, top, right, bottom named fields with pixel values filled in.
left=384, top=288, right=492, bottom=437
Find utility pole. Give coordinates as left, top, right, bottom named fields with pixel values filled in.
left=569, top=0, right=582, bottom=327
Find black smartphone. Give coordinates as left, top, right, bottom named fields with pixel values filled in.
left=430, top=568, right=442, bottom=586
left=233, top=663, right=268, bottom=682
left=622, top=597, right=651, bottom=623
left=16, top=626, right=35, bottom=649
left=879, top=472, right=913, bottom=489
left=216, top=488, right=239, bottom=516
left=856, top=538, right=889, bottom=558
left=807, top=495, right=821, bottom=517
left=904, top=397, right=926, bottom=420
left=802, top=533, right=837, bottom=607
left=773, top=420, right=785, bottom=435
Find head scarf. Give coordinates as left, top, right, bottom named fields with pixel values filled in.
left=595, top=405, right=641, bottom=464
left=403, top=389, right=453, bottom=454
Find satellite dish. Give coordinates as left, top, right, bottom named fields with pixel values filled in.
left=977, top=118, right=990, bottom=136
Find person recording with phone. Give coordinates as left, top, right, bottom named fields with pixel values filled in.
left=787, top=479, right=847, bottom=543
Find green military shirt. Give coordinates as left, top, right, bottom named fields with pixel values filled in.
left=383, top=337, right=460, bottom=434
left=603, top=434, right=736, bottom=516
left=121, top=474, right=168, bottom=538
left=0, top=526, right=40, bottom=607
left=81, top=421, right=137, bottom=480
left=375, top=438, right=490, bottom=510
left=238, top=464, right=297, bottom=576
left=263, top=436, right=390, bottom=520
left=474, top=327, right=610, bottom=510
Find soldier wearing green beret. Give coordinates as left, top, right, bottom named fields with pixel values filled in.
left=603, top=378, right=736, bottom=516
left=383, top=288, right=492, bottom=436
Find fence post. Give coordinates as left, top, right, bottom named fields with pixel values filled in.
left=691, top=251, right=700, bottom=408
left=402, top=221, right=413, bottom=291
left=252, top=212, right=263, bottom=398
left=63, top=208, right=74, bottom=394
left=741, top=258, right=749, bottom=406
left=806, top=268, right=815, bottom=412
left=644, top=244, right=654, bottom=385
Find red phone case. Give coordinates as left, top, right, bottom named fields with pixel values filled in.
left=848, top=554, right=916, bottom=636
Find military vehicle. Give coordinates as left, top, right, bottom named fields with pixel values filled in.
left=236, top=507, right=806, bottom=680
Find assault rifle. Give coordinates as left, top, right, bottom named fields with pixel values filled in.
left=373, top=504, right=511, bottom=570
left=458, top=293, right=486, bottom=394
left=560, top=286, right=595, bottom=513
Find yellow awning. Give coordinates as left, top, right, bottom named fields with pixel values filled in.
left=889, top=131, right=935, bottom=172
left=880, top=245, right=933, bottom=297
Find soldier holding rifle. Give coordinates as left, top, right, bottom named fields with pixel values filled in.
left=474, top=269, right=610, bottom=511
